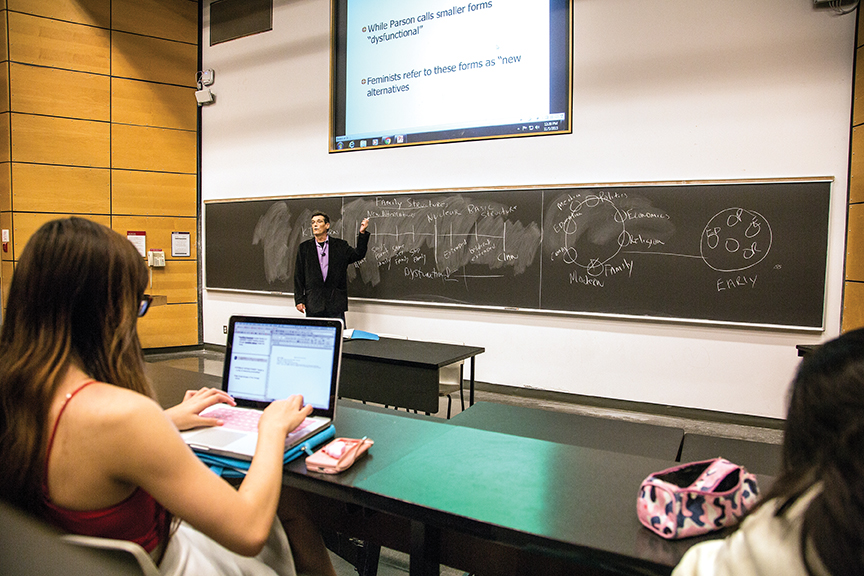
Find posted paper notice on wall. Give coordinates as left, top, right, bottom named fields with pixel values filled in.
left=172, top=231, right=191, bottom=257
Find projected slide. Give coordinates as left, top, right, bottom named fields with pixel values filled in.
left=332, top=0, right=571, bottom=151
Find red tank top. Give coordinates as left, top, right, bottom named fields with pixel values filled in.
left=41, top=381, right=169, bottom=553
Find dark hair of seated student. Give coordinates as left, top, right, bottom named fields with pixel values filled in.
left=672, top=329, right=864, bottom=576
left=762, top=327, right=864, bottom=575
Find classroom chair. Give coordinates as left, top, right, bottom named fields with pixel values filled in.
left=427, top=338, right=466, bottom=419
left=62, top=534, right=160, bottom=576
left=0, top=499, right=147, bottom=576
left=437, top=355, right=465, bottom=419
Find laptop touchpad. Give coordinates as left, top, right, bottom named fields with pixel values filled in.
left=190, top=428, right=246, bottom=448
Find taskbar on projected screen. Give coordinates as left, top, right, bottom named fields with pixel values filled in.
left=331, top=118, right=569, bottom=152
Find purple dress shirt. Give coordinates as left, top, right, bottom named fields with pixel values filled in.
left=317, top=239, right=329, bottom=281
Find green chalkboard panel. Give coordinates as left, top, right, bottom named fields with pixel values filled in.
left=341, top=190, right=542, bottom=308
left=205, top=196, right=343, bottom=292
left=539, top=182, right=829, bottom=327
left=204, top=180, right=831, bottom=329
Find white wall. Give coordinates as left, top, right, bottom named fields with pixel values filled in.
left=200, top=0, right=856, bottom=419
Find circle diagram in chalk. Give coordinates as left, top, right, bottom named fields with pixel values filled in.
left=559, top=195, right=626, bottom=275
left=700, top=208, right=772, bottom=272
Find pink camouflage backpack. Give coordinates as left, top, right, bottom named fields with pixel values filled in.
left=637, top=457, right=760, bottom=539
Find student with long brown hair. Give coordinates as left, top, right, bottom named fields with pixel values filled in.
left=0, top=217, right=335, bottom=575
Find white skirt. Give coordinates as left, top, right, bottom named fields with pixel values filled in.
left=159, top=517, right=296, bottom=576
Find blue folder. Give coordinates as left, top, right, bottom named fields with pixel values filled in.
left=344, top=329, right=379, bottom=340
left=194, top=424, right=336, bottom=478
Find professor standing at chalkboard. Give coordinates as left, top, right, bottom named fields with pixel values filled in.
left=294, top=211, right=370, bottom=325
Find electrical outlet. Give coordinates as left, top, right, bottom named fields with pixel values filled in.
left=223, top=325, right=228, bottom=334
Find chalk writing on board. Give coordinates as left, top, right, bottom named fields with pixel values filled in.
left=700, top=208, right=772, bottom=272
left=544, top=190, right=774, bottom=287
left=544, top=190, right=677, bottom=285
left=206, top=180, right=830, bottom=328
left=343, top=194, right=541, bottom=289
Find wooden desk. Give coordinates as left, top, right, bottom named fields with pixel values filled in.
left=450, top=401, right=685, bottom=460
left=339, top=338, right=485, bottom=413
left=285, top=404, right=709, bottom=576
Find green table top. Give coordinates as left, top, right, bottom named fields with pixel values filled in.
left=451, top=401, right=685, bottom=460
left=286, top=404, right=703, bottom=574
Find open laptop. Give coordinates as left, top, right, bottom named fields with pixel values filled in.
left=181, top=315, right=342, bottom=461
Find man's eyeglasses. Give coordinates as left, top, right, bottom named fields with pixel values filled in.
left=138, top=295, right=153, bottom=317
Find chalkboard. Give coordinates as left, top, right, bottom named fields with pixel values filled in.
left=206, top=196, right=343, bottom=292
left=204, top=180, right=831, bottom=329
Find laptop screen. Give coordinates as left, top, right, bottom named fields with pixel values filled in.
left=223, top=317, right=342, bottom=415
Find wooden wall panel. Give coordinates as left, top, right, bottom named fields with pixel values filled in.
left=8, top=13, right=110, bottom=75
left=0, top=274, right=8, bottom=323
left=13, top=212, right=110, bottom=259
left=0, top=163, right=11, bottom=212
left=112, top=0, right=197, bottom=44
left=852, top=125, right=864, bottom=204
left=12, top=114, right=110, bottom=167
left=112, top=170, right=196, bottom=216
left=856, top=48, right=864, bottom=128
left=848, top=9, right=864, bottom=332
left=112, top=124, right=196, bottom=173
left=1, top=261, right=12, bottom=314
left=111, top=216, right=197, bottom=255
left=12, top=164, right=110, bottom=213
left=0, top=113, right=9, bottom=163
left=0, top=11, right=7, bottom=63
left=5, top=0, right=201, bottom=347
left=137, top=302, right=198, bottom=348
left=847, top=203, right=864, bottom=281
left=843, top=281, right=864, bottom=332
left=0, top=59, right=8, bottom=114
left=8, top=0, right=110, bottom=28
left=11, top=64, right=110, bottom=121
left=0, top=0, right=6, bottom=319
left=859, top=4, right=864, bottom=49
left=112, top=31, right=197, bottom=87
left=0, top=211, right=10, bottom=262
left=112, top=78, right=196, bottom=130
left=148, top=260, right=198, bottom=303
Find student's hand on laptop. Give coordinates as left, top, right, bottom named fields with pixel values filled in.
left=259, top=395, right=313, bottom=437
left=164, top=387, right=237, bottom=431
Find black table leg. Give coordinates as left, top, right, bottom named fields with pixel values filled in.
left=409, top=521, right=440, bottom=576
left=469, top=357, right=476, bottom=406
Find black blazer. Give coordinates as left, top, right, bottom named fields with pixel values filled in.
left=293, top=232, right=370, bottom=316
